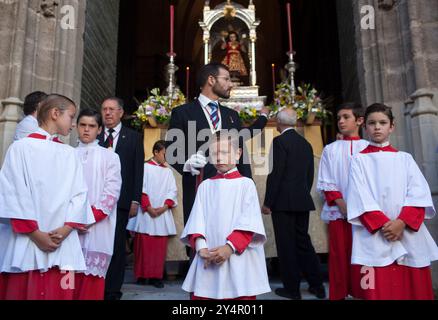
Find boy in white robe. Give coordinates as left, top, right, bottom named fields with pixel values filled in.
left=180, top=130, right=271, bottom=300
left=346, top=103, right=438, bottom=300
left=74, top=108, right=122, bottom=300
left=317, top=103, right=368, bottom=300
left=127, top=140, right=178, bottom=288
left=0, top=94, right=94, bottom=300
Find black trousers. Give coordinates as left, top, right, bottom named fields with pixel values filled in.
left=271, top=210, right=323, bottom=294
left=104, top=208, right=129, bottom=300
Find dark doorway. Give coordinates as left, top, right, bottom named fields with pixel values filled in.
left=116, top=0, right=343, bottom=141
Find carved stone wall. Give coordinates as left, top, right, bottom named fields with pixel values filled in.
left=0, top=0, right=86, bottom=162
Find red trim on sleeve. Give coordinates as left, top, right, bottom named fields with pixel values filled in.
left=141, top=193, right=151, bottom=212
left=164, top=199, right=175, bottom=208
left=227, top=230, right=254, bottom=254
left=64, top=222, right=86, bottom=230
left=52, top=137, right=63, bottom=144
left=92, top=206, right=108, bottom=223
left=324, top=191, right=343, bottom=207
left=359, top=211, right=391, bottom=234
left=10, top=219, right=39, bottom=234
left=188, top=234, right=204, bottom=249
left=398, top=207, right=425, bottom=232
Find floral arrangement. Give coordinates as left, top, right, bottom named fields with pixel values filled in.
left=270, top=82, right=331, bottom=122
left=132, top=88, right=186, bottom=129
left=237, top=106, right=259, bottom=123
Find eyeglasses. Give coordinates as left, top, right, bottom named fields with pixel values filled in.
left=214, top=76, right=232, bottom=83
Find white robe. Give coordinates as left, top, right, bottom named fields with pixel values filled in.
left=346, top=150, right=438, bottom=268
left=127, top=162, right=178, bottom=236
left=14, top=115, right=38, bottom=141
left=317, top=139, right=368, bottom=222
left=180, top=175, right=271, bottom=299
left=75, top=141, right=122, bottom=278
left=0, top=129, right=95, bottom=273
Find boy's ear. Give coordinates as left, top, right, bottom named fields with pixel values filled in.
left=356, top=116, right=365, bottom=126
left=97, top=126, right=102, bottom=135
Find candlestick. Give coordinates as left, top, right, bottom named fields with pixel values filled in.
left=285, top=52, right=297, bottom=100
left=170, top=5, right=174, bottom=55
left=286, top=2, right=293, bottom=54
left=271, top=64, right=276, bottom=96
left=186, top=66, right=190, bottom=102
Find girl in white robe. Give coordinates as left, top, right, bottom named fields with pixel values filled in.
left=346, top=103, right=438, bottom=300
left=180, top=131, right=270, bottom=300
left=0, top=94, right=94, bottom=300
left=74, top=109, right=122, bottom=300
left=127, top=140, right=177, bottom=288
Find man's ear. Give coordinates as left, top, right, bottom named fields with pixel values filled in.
left=207, top=75, right=216, bottom=87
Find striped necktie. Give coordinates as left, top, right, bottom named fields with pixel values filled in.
left=104, top=128, right=115, bottom=148
left=208, top=102, right=219, bottom=130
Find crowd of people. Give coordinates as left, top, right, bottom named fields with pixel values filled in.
left=0, top=63, right=437, bottom=301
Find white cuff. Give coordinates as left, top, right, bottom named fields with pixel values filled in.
left=195, top=238, right=208, bottom=252
left=226, top=240, right=236, bottom=253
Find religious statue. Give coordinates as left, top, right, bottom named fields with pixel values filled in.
left=220, top=31, right=248, bottom=77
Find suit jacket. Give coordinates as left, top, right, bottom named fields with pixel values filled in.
left=166, top=99, right=268, bottom=221
left=264, top=129, right=315, bottom=212
left=98, top=125, right=144, bottom=211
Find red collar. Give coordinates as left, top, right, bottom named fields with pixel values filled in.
left=147, top=160, right=167, bottom=168
left=27, top=133, right=63, bottom=144
left=342, top=136, right=361, bottom=141
left=211, top=170, right=243, bottom=180
left=360, top=145, right=398, bottom=154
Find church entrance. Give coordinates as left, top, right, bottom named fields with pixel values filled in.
left=115, top=0, right=346, bottom=143
left=109, top=0, right=351, bottom=277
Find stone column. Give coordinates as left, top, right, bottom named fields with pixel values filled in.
left=0, top=98, right=23, bottom=163
left=409, top=89, right=438, bottom=288
left=0, top=0, right=87, bottom=161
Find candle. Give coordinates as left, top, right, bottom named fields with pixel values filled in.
left=271, top=64, right=276, bottom=96
left=186, top=67, right=190, bottom=101
left=286, top=2, right=293, bottom=53
left=170, top=5, right=174, bottom=54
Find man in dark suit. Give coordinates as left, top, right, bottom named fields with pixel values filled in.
left=262, top=108, right=325, bottom=300
left=98, top=97, right=144, bottom=300
left=166, top=62, right=269, bottom=225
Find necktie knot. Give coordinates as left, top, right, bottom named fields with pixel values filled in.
left=208, top=102, right=218, bottom=110
left=104, top=128, right=115, bottom=148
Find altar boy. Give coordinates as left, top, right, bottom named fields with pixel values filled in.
left=347, top=103, right=438, bottom=300
left=74, top=108, right=122, bottom=300
left=317, top=102, right=368, bottom=300
left=180, top=130, right=271, bottom=300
